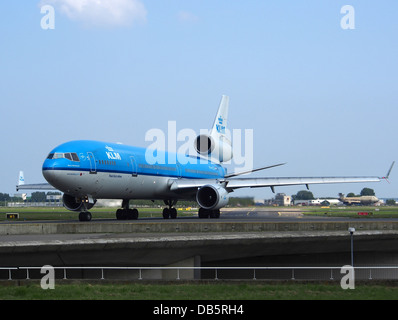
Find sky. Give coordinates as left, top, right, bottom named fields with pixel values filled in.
left=0, top=0, right=397, bottom=200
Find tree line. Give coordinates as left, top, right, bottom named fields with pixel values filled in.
left=0, top=192, right=62, bottom=204
left=292, top=187, right=377, bottom=201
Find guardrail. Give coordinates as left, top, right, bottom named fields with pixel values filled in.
left=0, top=266, right=394, bottom=281
left=0, top=267, right=18, bottom=280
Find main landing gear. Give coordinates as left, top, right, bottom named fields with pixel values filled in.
left=198, top=208, right=220, bottom=219
left=162, top=199, right=177, bottom=219
left=116, top=199, right=139, bottom=220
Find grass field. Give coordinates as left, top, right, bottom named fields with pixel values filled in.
left=302, top=205, right=398, bottom=218
left=1, top=281, right=398, bottom=300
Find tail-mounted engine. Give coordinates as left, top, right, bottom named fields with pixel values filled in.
left=196, top=184, right=229, bottom=210
left=194, top=134, right=233, bottom=163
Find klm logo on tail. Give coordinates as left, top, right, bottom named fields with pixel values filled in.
left=18, top=171, right=25, bottom=185
left=216, top=116, right=226, bottom=134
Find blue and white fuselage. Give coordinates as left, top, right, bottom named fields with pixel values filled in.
left=43, top=140, right=226, bottom=201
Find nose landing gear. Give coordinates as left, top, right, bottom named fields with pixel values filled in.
left=79, top=211, right=92, bottom=222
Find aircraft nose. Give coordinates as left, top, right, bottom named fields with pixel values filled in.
left=42, top=160, right=57, bottom=184
left=43, top=169, right=57, bottom=184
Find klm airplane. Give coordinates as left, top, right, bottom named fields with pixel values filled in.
left=17, top=96, right=393, bottom=221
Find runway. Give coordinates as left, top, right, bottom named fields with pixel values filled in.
left=1, top=206, right=398, bottom=226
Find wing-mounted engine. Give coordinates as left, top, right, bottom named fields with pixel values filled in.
left=196, top=184, right=229, bottom=210
left=63, top=194, right=96, bottom=212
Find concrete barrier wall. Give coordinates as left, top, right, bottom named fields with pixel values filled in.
left=1, top=220, right=398, bottom=235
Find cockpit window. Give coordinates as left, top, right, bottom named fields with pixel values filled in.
left=47, top=152, right=80, bottom=162
left=64, top=153, right=72, bottom=161
left=71, top=153, right=80, bottom=162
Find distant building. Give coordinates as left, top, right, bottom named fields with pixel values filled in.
left=46, top=195, right=62, bottom=201
left=294, top=198, right=340, bottom=206
left=274, top=193, right=291, bottom=206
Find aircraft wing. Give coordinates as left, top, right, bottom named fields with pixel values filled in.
left=224, top=176, right=381, bottom=191
left=16, top=171, right=57, bottom=192
left=170, top=176, right=381, bottom=193
left=170, top=161, right=394, bottom=193
left=16, top=183, right=57, bottom=191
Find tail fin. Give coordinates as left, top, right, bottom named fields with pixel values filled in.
left=18, top=171, right=25, bottom=186
left=210, top=95, right=229, bottom=138
left=194, top=95, right=233, bottom=163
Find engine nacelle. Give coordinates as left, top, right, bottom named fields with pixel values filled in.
left=194, top=134, right=233, bottom=163
left=63, top=194, right=95, bottom=212
left=196, top=184, right=229, bottom=210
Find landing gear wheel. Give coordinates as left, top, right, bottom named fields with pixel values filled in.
left=198, top=208, right=220, bottom=219
left=116, top=208, right=139, bottom=220
left=210, top=209, right=220, bottom=219
left=162, top=200, right=178, bottom=219
left=170, top=208, right=177, bottom=219
left=116, top=209, right=124, bottom=220
left=126, top=208, right=139, bottom=220
left=162, top=208, right=170, bottom=219
left=198, top=208, right=209, bottom=219
left=79, top=211, right=92, bottom=222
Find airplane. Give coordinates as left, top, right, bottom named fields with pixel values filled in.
left=338, top=193, right=379, bottom=206
left=16, top=96, right=394, bottom=221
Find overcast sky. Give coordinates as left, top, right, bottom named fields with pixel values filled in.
left=0, top=1, right=397, bottom=199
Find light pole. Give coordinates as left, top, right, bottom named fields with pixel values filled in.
left=348, top=227, right=355, bottom=267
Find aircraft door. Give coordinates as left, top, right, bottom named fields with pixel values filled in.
left=130, top=156, right=137, bottom=177
left=87, top=152, right=97, bottom=174
left=176, top=164, right=182, bottom=179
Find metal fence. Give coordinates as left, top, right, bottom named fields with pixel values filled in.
left=0, top=266, right=397, bottom=281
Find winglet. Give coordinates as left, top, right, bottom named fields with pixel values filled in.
left=381, top=161, right=395, bottom=183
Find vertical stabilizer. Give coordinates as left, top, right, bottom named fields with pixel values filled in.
left=210, top=95, right=229, bottom=139
left=18, top=171, right=25, bottom=186
left=194, top=95, right=233, bottom=163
